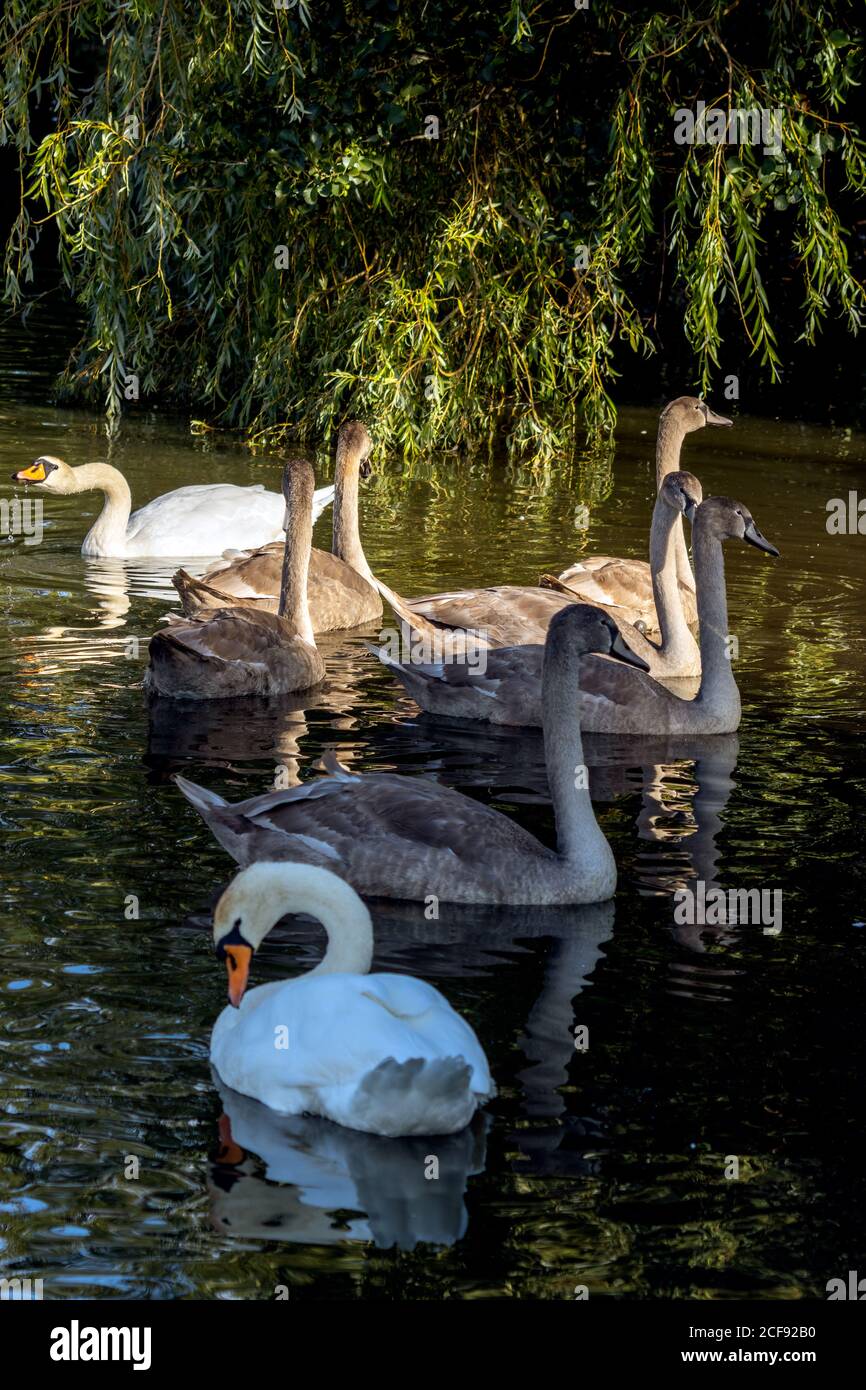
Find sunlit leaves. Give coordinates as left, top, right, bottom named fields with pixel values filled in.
left=0, top=0, right=862, bottom=458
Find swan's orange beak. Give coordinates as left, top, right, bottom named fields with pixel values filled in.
left=12, top=461, right=47, bottom=483
left=215, top=1114, right=244, bottom=1166
left=225, top=945, right=252, bottom=1007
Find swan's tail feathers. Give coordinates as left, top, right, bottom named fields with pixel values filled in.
left=318, top=748, right=358, bottom=779
left=172, top=775, right=250, bottom=863
left=538, top=572, right=580, bottom=597
left=173, top=773, right=229, bottom=815
left=370, top=582, right=490, bottom=667
left=311, top=484, right=336, bottom=523
left=366, top=643, right=443, bottom=704
left=353, top=1056, right=481, bottom=1137
left=365, top=639, right=396, bottom=669
left=365, top=639, right=414, bottom=675
left=172, top=568, right=235, bottom=615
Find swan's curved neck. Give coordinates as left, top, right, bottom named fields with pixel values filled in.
left=693, top=525, right=737, bottom=704
left=250, top=863, right=374, bottom=977
left=542, top=646, right=612, bottom=872
left=278, top=483, right=316, bottom=643
left=655, top=417, right=694, bottom=590
left=74, top=463, right=133, bottom=555
left=332, top=450, right=375, bottom=584
left=649, top=498, right=694, bottom=657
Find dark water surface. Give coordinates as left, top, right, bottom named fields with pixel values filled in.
left=2, top=373, right=866, bottom=1298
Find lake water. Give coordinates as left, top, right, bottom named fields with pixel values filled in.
left=2, top=354, right=865, bottom=1298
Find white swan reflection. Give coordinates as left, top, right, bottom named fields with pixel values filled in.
left=209, top=1076, right=489, bottom=1250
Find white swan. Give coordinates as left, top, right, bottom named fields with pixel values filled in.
left=10, top=455, right=334, bottom=558
left=210, top=862, right=494, bottom=1137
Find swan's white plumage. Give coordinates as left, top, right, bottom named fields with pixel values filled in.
left=13, top=455, right=335, bottom=558
left=119, top=482, right=334, bottom=558
left=208, top=862, right=494, bottom=1137
left=211, top=972, right=492, bottom=1136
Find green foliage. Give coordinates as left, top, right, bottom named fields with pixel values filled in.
left=0, top=1, right=863, bottom=460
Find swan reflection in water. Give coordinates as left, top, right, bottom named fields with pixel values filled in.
left=209, top=1076, right=489, bottom=1250
left=11, top=555, right=374, bottom=672
left=145, top=638, right=380, bottom=780
left=6, top=555, right=186, bottom=675
left=385, top=713, right=741, bottom=895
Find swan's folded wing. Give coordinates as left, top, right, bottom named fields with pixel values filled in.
left=128, top=482, right=330, bottom=554
left=228, top=974, right=492, bottom=1093
left=189, top=549, right=377, bottom=627
left=153, top=608, right=301, bottom=664
left=407, top=585, right=572, bottom=646
left=310, top=549, right=377, bottom=599
left=195, top=544, right=284, bottom=598
left=550, top=561, right=655, bottom=613
left=311, top=483, right=336, bottom=522
left=557, top=555, right=649, bottom=585
left=361, top=975, right=494, bottom=1095
left=229, top=768, right=555, bottom=864
left=577, top=651, right=678, bottom=718
left=373, top=640, right=543, bottom=696
left=127, top=483, right=284, bottom=552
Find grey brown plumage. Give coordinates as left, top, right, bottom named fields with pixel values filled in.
left=377, top=471, right=703, bottom=680
left=145, top=458, right=326, bottom=701
left=146, top=607, right=324, bottom=700
left=173, top=420, right=381, bottom=631
left=378, top=497, right=777, bottom=736
left=173, top=606, right=647, bottom=905
left=546, top=396, right=732, bottom=631
left=174, top=548, right=380, bottom=631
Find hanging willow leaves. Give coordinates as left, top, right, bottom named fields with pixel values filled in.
left=0, top=0, right=863, bottom=460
